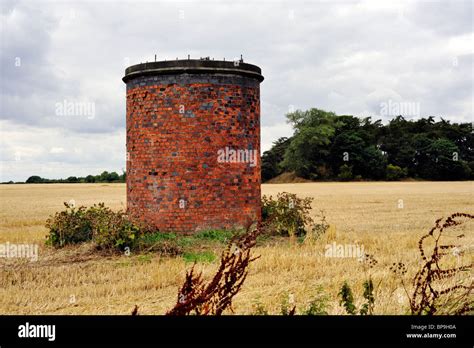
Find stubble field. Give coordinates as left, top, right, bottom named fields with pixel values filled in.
left=0, top=182, right=472, bottom=314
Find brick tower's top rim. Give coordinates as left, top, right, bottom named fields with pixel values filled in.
left=122, top=59, right=264, bottom=83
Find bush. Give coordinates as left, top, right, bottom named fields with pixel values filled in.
left=386, top=164, right=407, bottom=181
left=306, top=210, right=329, bottom=242
left=45, top=203, right=93, bottom=247
left=46, top=202, right=145, bottom=251
left=88, top=203, right=143, bottom=251
left=261, top=192, right=314, bottom=237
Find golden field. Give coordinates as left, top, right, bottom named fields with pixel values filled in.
left=0, top=182, right=472, bottom=314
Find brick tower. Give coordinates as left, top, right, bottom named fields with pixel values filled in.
left=122, top=58, right=264, bottom=233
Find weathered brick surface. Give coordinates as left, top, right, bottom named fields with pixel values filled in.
left=125, top=72, right=262, bottom=233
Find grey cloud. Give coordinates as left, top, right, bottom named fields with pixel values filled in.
left=0, top=0, right=472, bottom=181
left=410, top=0, right=473, bottom=36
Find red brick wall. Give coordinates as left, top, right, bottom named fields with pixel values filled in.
left=125, top=74, right=261, bottom=233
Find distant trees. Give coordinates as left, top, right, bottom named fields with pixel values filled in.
left=85, top=175, right=96, bottom=183
left=25, top=171, right=126, bottom=184
left=282, top=109, right=336, bottom=179
left=261, top=137, right=291, bottom=182
left=262, top=109, right=473, bottom=182
left=66, top=176, right=79, bottom=183
left=25, top=175, right=43, bottom=183
left=105, top=171, right=120, bottom=182
left=18, top=108, right=474, bottom=184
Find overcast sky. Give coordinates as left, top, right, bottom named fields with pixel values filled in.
left=0, top=0, right=472, bottom=182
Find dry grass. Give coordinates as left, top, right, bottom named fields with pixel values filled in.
left=0, top=182, right=472, bottom=314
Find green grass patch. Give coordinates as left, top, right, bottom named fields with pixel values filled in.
left=182, top=251, right=216, bottom=263
left=175, top=236, right=197, bottom=248
left=139, top=231, right=177, bottom=244
left=194, top=229, right=234, bottom=242
left=133, top=229, right=269, bottom=259
left=138, top=230, right=235, bottom=250
left=136, top=254, right=153, bottom=263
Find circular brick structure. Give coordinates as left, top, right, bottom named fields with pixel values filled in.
left=123, top=59, right=264, bottom=233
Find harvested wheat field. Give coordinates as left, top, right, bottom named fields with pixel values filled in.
left=0, top=182, right=472, bottom=315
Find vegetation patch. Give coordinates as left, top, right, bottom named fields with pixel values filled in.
left=262, top=108, right=473, bottom=182
left=261, top=192, right=314, bottom=238
left=45, top=204, right=243, bottom=257
left=182, top=251, right=216, bottom=263
left=194, top=229, right=234, bottom=243
left=45, top=202, right=144, bottom=252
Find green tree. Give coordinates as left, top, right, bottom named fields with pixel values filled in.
left=99, top=171, right=110, bottom=182
left=359, top=145, right=387, bottom=180
left=329, top=131, right=365, bottom=176
left=428, top=139, right=470, bottom=180
left=26, top=175, right=43, bottom=183
left=261, top=137, right=291, bottom=182
left=107, top=172, right=120, bottom=182
left=85, top=175, right=96, bottom=183
left=120, top=171, right=126, bottom=183
left=412, top=134, right=433, bottom=177
left=282, top=109, right=337, bottom=179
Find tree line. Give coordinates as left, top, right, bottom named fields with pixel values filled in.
left=21, top=171, right=126, bottom=184
left=262, top=108, right=473, bottom=182
left=7, top=109, right=473, bottom=184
